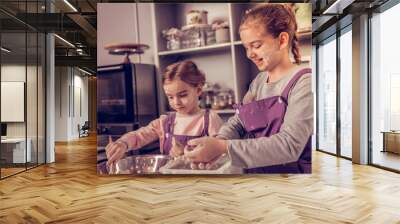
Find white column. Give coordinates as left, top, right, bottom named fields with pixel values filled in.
left=45, top=0, right=56, bottom=163
left=312, top=45, right=317, bottom=150
left=46, top=32, right=55, bottom=163
left=352, top=14, right=369, bottom=164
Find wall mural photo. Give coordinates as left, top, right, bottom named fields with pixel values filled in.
left=96, top=2, right=313, bottom=175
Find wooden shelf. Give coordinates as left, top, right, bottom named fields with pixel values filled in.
left=165, top=109, right=236, bottom=115
left=215, top=109, right=236, bottom=114
left=158, top=42, right=231, bottom=56
left=233, top=40, right=242, bottom=46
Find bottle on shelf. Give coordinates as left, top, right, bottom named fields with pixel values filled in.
left=211, top=95, right=220, bottom=110
left=205, top=91, right=213, bottom=109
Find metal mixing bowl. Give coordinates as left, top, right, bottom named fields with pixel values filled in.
left=108, top=155, right=171, bottom=174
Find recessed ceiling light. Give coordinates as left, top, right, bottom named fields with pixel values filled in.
left=323, top=0, right=355, bottom=15
left=1, top=47, right=11, bottom=53
left=63, top=0, right=78, bottom=12
left=78, top=67, right=93, bottom=76
left=54, top=34, right=75, bottom=48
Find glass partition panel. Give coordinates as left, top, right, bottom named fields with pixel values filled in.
left=371, top=4, right=400, bottom=171
left=1, top=30, right=28, bottom=177
left=317, top=36, right=337, bottom=154
left=339, top=28, right=352, bottom=158
left=27, top=30, right=38, bottom=169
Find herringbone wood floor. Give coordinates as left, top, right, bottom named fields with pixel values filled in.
left=1, top=135, right=400, bottom=223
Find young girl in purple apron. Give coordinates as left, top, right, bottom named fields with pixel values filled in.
left=184, top=4, right=313, bottom=173
left=105, top=60, right=223, bottom=166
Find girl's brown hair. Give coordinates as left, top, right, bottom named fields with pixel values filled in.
left=240, top=4, right=301, bottom=64
left=162, top=60, right=206, bottom=87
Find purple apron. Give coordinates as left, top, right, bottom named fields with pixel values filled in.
left=162, top=109, right=210, bottom=155
left=234, top=68, right=312, bottom=174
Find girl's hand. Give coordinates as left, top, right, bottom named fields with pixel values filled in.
left=106, top=136, right=129, bottom=166
left=169, top=137, right=184, bottom=157
left=184, top=137, right=227, bottom=163
left=189, top=162, right=206, bottom=170
left=191, top=156, right=224, bottom=170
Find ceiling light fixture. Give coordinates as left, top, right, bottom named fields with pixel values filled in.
left=1, top=47, right=11, bottom=53
left=63, top=0, right=78, bottom=12
left=78, top=67, right=93, bottom=76
left=54, top=34, right=75, bottom=48
left=323, top=0, right=355, bottom=15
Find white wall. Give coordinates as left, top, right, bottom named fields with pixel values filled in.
left=1, top=65, right=28, bottom=138
left=1, top=63, right=46, bottom=163
left=1, top=65, right=26, bottom=82
left=54, top=67, right=89, bottom=141
left=1, top=82, right=25, bottom=122
left=55, top=67, right=69, bottom=141
left=97, top=3, right=155, bottom=66
left=72, top=73, right=89, bottom=138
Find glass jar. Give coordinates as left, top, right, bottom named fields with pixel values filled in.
left=186, top=10, right=208, bottom=25
left=205, top=91, right=213, bottom=109
left=166, top=38, right=181, bottom=50
left=227, top=92, right=234, bottom=108
left=217, top=92, right=230, bottom=109
left=182, top=27, right=200, bottom=48
left=206, top=29, right=216, bottom=45
left=212, top=95, right=220, bottom=110
left=162, top=28, right=183, bottom=51
left=182, top=24, right=212, bottom=48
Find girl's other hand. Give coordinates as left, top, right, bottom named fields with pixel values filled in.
left=170, top=137, right=185, bottom=157
left=188, top=162, right=206, bottom=170
left=106, top=136, right=129, bottom=166
left=184, top=137, right=227, bottom=163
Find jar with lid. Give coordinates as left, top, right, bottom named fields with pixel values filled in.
left=217, top=92, right=230, bottom=109
left=182, top=24, right=211, bottom=48
left=204, top=91, right=213, bottom=109
left=162, top=28, right=183, bottom=50
left=186, top=10, right=208, bottom=25
left=211, top=95, right=220, bottom=110
left=202, top=82, right=214, bottom=109
left=227, top=92, right=234, bottom=108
